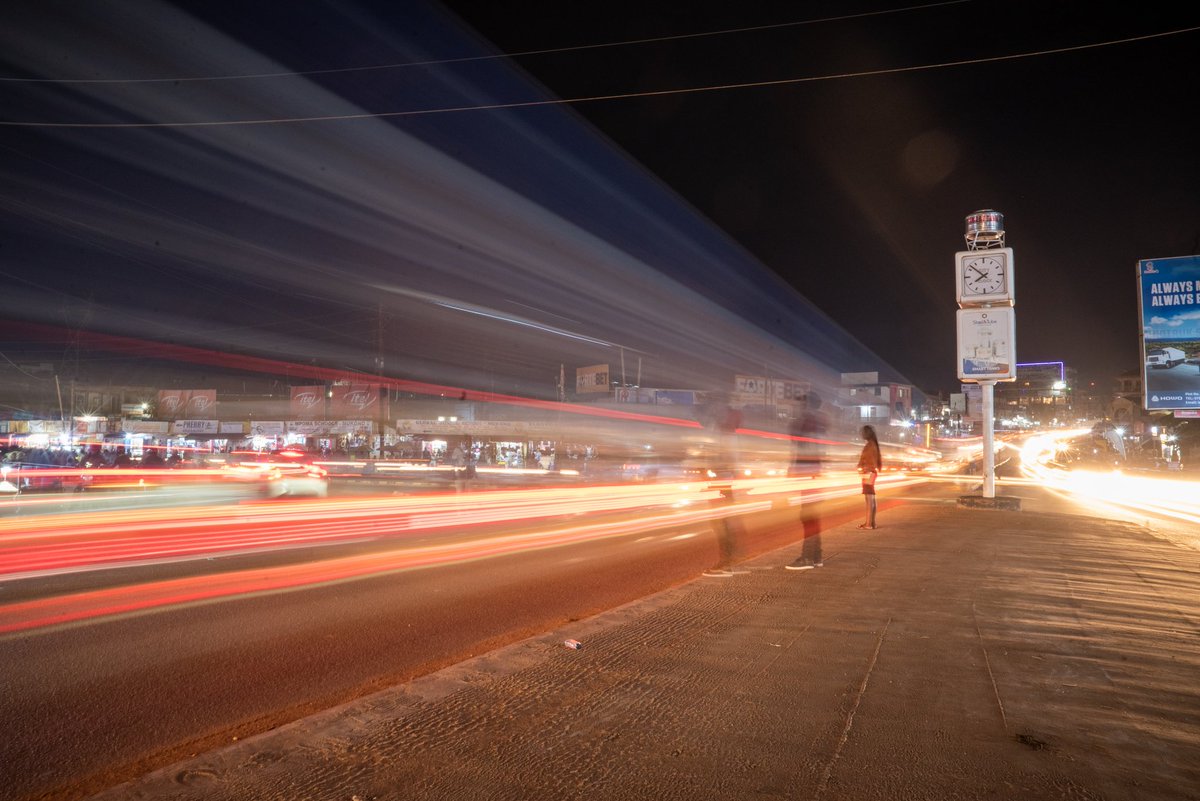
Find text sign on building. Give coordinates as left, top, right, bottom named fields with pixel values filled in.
left=1138, top=255, right=1200, bottom=411
left=171, top=419, right=220, bottom=435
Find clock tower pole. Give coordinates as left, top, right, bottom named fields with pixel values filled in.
left=956, top=210, right=1016, bottom=502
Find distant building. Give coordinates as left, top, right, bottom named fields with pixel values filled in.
left=836, top=372, right=914, bottom=429
left=994, top=361, right=1080, bottom=427
left=1111, top=370, right=1145, bottom=432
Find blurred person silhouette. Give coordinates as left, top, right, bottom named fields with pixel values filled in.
left=110, top=447, right=133, bottom=468
left=459, top=437, right=478, bottom=479
left=703, top=392, right=744, bottom=578
left=82, top=444, right=104, bottom=468
left=857, top=425, right=883, bottom=529
left=786, top=391, right=829, bottom=571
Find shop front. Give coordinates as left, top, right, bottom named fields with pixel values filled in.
left=394, top=419, right=569, bottom=470
left=239, top=420, right=372, bottom=454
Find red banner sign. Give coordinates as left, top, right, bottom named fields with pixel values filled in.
left=330, top=383, right=386, bottom=419
left=156, top=389, right=216, bottom=420
left=290, top=385, right=325, bottom=418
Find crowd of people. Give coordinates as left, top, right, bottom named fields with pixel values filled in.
left=1, top=444, right=202, bottom=470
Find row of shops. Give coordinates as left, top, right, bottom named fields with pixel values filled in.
left=0, top=418, right=595, bottom=470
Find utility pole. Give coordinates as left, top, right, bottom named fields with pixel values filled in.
left=55, top=375, right=66, bottom=446
left=375, top=302, right=385, bottom=458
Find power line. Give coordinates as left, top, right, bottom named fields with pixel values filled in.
left=0, top=1, right=970, bottom=85
left=1, top=26, right=1195, bottom=129
left=0, top=350, right=53, bottom=379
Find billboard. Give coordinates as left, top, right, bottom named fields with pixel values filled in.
left=330, top=383, right=386, bottom=418
left=575, top=364, right=609, bottom=394
left=734, top=375, right=806, bottom=402
left=157, top=389, right=216, bottom=420
left=654, top=390, right=696, bottom=406
left=1014, top=361, right=1065, bottom=390
left=290, top=385, right=325, bottom=418
left=1138, top=255, right=1200, bottom=411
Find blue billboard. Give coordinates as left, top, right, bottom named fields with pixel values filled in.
left=1138, top=255, right=1200, bottom=410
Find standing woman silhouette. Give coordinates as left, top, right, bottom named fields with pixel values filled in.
left=857, top=425, right=882, bottom=529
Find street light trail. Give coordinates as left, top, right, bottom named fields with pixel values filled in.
left=0, top=494, right=775, bottom=635
left=9, top=478, right=834, bottom=580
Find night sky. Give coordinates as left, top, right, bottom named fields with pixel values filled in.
left=436, top=1, right=1200, bottom=392
left=3, top=1, right=1199, bottom=398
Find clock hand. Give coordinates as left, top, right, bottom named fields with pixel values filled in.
left=969, top=265, right=986, bottom=278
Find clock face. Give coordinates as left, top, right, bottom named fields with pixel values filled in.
left=962, top=254, right=1007, bottom=295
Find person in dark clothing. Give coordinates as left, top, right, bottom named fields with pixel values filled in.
left=857, top=425, right=883, bottom=529
left=703, top=394, right=744, bottom=578
left=787, top=392, right=829, bottom=571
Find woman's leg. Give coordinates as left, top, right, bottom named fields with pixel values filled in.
left=866, top=494, right=877, bottom=527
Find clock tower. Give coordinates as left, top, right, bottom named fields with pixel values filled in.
left=954, top=210, right=1017, bottom=504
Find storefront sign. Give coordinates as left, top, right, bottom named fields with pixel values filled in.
left=394, top=419, right=544, bottom=436
left=287, top=420, right=374, bottom=435
left=654, top=390, right=696, bottom=406
left=122, top=420, right=170, bottom=434
left=70, top=417, right=106, bottom=434
left=172, top=419, right=220, bottom=435
left=614, top=388, right=651, bottom=404
left=21, top=420, right=69, bottom=434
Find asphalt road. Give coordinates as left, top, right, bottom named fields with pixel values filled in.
left=2, top=473, right=902, bottom=801
left=11, top=447, right=1182, bottom=801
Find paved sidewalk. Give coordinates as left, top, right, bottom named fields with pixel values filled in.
left=93, top=500, right=1200, bottom=801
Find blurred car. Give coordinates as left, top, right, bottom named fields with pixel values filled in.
left=1, top=456, right=89, bottom=493
left=269, top=446, right=317, bottom=463
left=888, top=461, right=932, bottom=475
left=222, top=453, right=329, bottom=498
